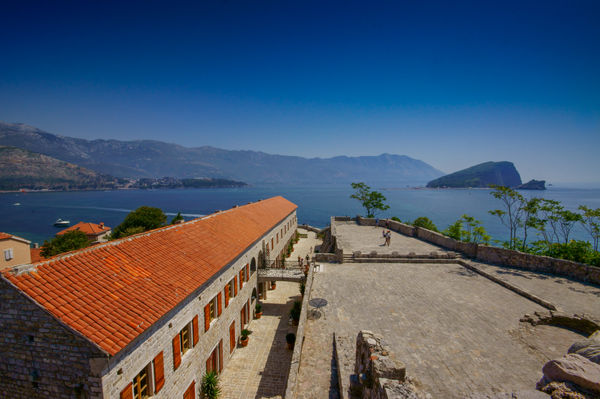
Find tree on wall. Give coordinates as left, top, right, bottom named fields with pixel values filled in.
left=488, top=185, right=524, bottom=249
left=111, top=206, right=167, bottom=239
left=579, top=205, right=600, bottom=251
left=41, top=230, right=90, bottom=257
left=350, top=182, right=390, bottom=218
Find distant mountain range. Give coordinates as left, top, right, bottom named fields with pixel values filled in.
left=0, top=145, right=122, bottom=190
left=426, top=161, right=522, bottom=188
left=0, top=122, right=443, bottom=185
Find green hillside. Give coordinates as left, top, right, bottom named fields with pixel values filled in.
left=426, top=161, right=522, bottom=188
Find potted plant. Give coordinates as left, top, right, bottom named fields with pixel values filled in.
left=290, top=301, right=301, bottom=326
left=201, top=371, right=221, bottom=399
left=255, top=303, right=263, bottom=319
left=240, top=329, right=251, bottom=347
left=286, top=333, right=296, bottom=350
left=270, top=281, right=276, bottom=290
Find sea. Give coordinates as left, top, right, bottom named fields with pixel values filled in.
left=1, top=185, right=600, bottom=246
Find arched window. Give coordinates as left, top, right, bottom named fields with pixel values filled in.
left=250, top=257, right=257, bottom=273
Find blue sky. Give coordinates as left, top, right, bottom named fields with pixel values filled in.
left=1, top=0, right=598, bottom=183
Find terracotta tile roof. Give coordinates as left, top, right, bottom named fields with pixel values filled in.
left=2, top=196, right=297, bottom=356
left=57, top=222, right=111, bottom=236
left=0, top=232, right=12, bottom=240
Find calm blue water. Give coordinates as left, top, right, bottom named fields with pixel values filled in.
left=1, top=186, right=599, bottom=245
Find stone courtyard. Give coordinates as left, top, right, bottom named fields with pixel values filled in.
left=294, top=223, right=600, bottom=398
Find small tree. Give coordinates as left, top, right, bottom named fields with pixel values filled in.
left=557, top=209, right=582, bottom=244
left=489, top=185, right=524, bottom=249
left=350, top=182, right=390, bottom=218
left=443, top=214, right=489, bottom=244
left=112, top=206, right=167, bottom=239
left=201, top=371, right=221, bottom=399
left=171, top=212, right=184, bottom=224
left=520, top=197, right=543, bottom=251
left=41, top=230, right=90, bottom=257
left=579, top=205, right=600, bottom=251
left=412, top=216, right=438, bottom=232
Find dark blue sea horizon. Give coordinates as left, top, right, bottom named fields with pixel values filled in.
left=1, top=185, right=599, bottom=246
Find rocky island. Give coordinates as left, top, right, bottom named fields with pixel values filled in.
left=426, top=161, right=522, bottom=188
left=516, top=179, right=546, bottom=190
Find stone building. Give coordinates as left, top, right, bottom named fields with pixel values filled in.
left=0, top=232, right=31, bottom=270
left=0, top=196, right=298, bottom=399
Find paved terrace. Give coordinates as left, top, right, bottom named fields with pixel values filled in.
left=335, top=221, right=447, bottom=255
left=220, top=281, right=300, bottom=399
left=295, top=223, right=600, bottom=398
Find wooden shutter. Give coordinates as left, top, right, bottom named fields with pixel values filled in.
left=153, top=351, right=165, bottom=393
left=204, top=304, right=210, bottom=332
left=183, top=380, right=196, bottom=399
left=234, top=276, right=238, bottom=296
left=218, top=339, right=223, bottom=373
left=120, top=382, right=133, bottom=399
left=239, top=269, right=244, bottom=289
left=172, top=334, right=181, bottom=370
left=206, top=357, right=212, bottom=373
left=192, top=315, right=199, bottom=347
left=229, top=321, right=235, bottom=353
left=217, top=292, right=222, bottom=316
left=245, top=264, right=249, bottom=281
left=224, top=284, right=230, bottom=307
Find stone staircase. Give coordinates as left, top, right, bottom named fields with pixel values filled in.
left=342, top=251, right=460, bottom=264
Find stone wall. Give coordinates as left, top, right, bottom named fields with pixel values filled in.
left=284, top=260, right=315, bottom=399
left=350, top=331, right=426, bottom=399
left=350, top=216, right=600, bottom=286
left=0, top=278, right=106, bottom=398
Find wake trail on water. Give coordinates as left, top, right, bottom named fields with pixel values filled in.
left=50, top=205, right=204, bottom=218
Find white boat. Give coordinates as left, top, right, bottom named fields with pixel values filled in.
left=13, top=203, right=20, bottom=206
left=54, top=219, right=70, bottom=227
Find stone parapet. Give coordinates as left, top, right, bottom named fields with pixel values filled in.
left=284, top=262, right=315, bottom=399
left=343, top=216, right=600, bottom=286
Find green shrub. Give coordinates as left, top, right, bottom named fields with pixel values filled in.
left=412, top=216, right=438, bottom=232
left=201, top=371, right=221, bottom=399
left=41, top=230, right=89, bottom=257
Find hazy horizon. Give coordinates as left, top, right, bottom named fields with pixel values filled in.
left=1, top=1, right=598, bottom=183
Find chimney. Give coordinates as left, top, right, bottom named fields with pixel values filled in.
left=99, top=222, right=104, bottom=228
left=33, top=243, right=39, bottom=249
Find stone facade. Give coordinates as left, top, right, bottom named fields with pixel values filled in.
left=0, top=235, right=31, bottom=271
left=0, top=210, right=297, bottom=399
left=0, top=278, right=105, bottom=398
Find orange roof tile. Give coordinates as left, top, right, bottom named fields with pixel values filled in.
left=57, top=222, right=111, bottom=236
left=3, top=196, right=297, bottom=356
left=0, top=232, right=12, bottom=240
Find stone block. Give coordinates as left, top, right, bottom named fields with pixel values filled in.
left=542, top=353, right=600, bottom=392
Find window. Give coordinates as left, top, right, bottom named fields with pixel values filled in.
left=133, top=365, right=150, bottom=399
left=204, top=295, right=222, bottom=332
left=179, top=323, right=192, bottom=356
left=277, top=233, right=279, bottom=244
left=4, top=248, right=13, bottom=261
left=271, top=238, right=274, bottom=250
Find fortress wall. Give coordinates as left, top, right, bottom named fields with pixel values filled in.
left=347, top=216, right=600, bottom=286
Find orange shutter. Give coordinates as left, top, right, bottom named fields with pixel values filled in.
left=234, top=276, right=238, bottom=296
left=192, top=315, right=199, bottom=347
left=239, top=269, right=244, bottom=289
left=218, top=339, right=223, bottom=373
left=153, top=352, right=165, bottom=393
left=120, top=382, right=133, bottom=399
left=172, top=334, right=181, bottom=370
left=224, top=284, right=230, bottom=307
left=183, top=380, right=196, bottom=399
left=217, top=292, right=222, bottom=316
left=206, top=357, right=212, bottom=373
left=245, top=264, right=249, bottom=281
left=204, top=304, right=210, bottom=332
